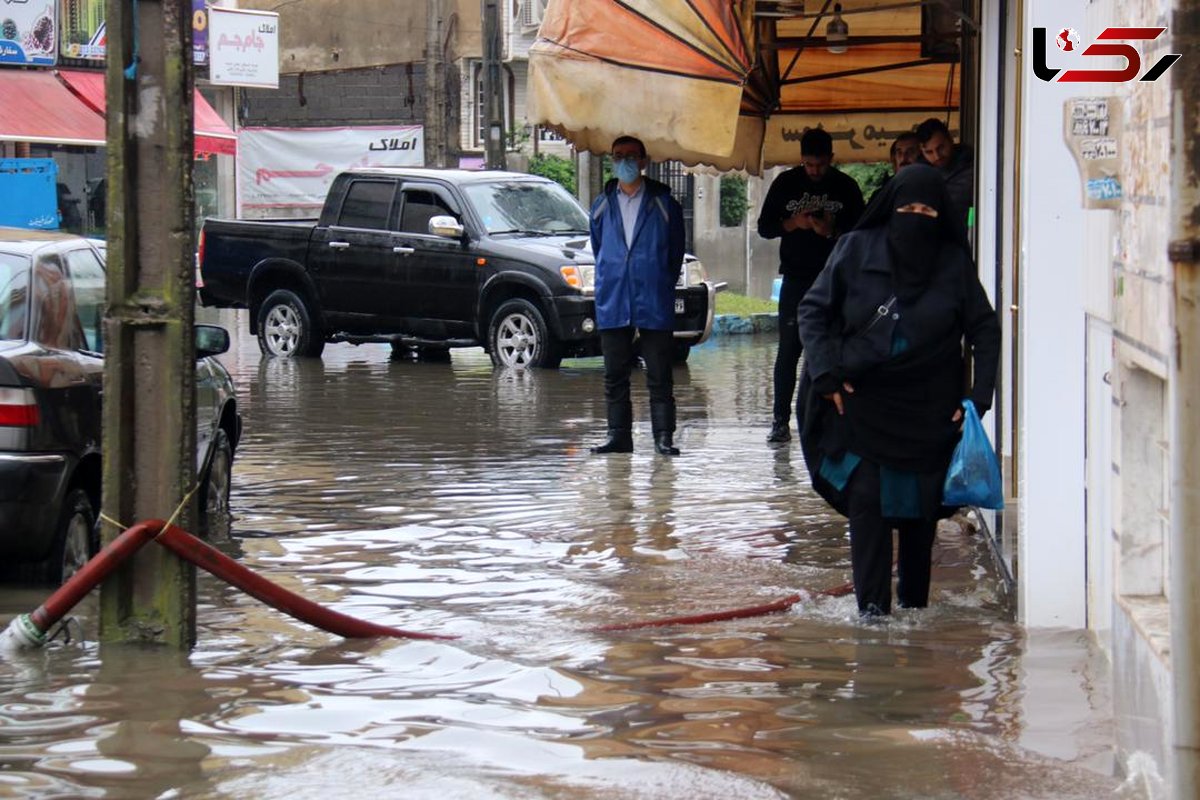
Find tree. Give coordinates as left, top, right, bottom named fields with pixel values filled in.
left=719, top=174, right=748, bottom=227
left=528, top=154, right=576, bottom=195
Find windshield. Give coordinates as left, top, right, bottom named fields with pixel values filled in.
left=462, top=180, right=590, bottom=235
left=0, top=253, right=29, bottom=342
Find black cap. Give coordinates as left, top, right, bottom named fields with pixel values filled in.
left=800, top=128, right=833, bottom=156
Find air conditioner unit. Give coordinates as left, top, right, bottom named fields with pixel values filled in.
left=520, top=0, right=547, bottom=29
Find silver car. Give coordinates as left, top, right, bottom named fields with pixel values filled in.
left=0, top=229, right=240, bottom=583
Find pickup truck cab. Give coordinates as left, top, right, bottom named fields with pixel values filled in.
left=198, top=168, right=719, bottom=367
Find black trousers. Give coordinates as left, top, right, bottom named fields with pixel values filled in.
left=600, top=327, right=675, bottom=431
left=773, top=275, right=812, bottom=421
left=846, top=460, right=937, bottom=616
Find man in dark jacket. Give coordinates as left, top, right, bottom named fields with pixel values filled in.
left=915, top=117, right=974, bottom=231
left=757, top=128, right=865, bottom=444
left=588, top=135, right=686, bottom=456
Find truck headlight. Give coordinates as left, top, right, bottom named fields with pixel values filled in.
left=679, top=259, right=708, bottom=288
left=561, top=264, right=596, bottom=295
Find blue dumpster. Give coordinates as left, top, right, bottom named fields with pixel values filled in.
left=0, top=159, right=59, bottom=230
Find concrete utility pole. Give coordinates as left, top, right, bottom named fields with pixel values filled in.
left=424, top=0, right=449, bottom=167
left=101, top=0, right=198, bottom=647
left=481, top=0, right=506, bottom=170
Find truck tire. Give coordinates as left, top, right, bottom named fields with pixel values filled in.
left=488, top=298, right=562, bottom=369
left=257, top=289, right=325, bottom=358
left=672, top=341, right=692, bottom=364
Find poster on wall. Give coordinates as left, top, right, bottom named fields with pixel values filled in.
left=0, top=3, right=58, bottom=65
left=208, top=6, right=278, bottom=88
left=237, top=126, right=425, bottom=215
left=1063, top=97, right=1123, bottom=210
left=193, top=0, right=209, bottom=65
left=59, top=0, right=104, bottom=61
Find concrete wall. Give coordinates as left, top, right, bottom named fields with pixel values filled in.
left=237, top=0, right=480, bottom=73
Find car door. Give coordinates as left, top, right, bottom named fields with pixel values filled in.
left=393, top=183, right=478, bottom=337
left=307, top=177, right=404, bottom=332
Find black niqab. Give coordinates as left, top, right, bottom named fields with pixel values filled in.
left=856, top=165, right=968, bottom=299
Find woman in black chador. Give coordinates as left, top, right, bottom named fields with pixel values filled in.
left=796, top=165, right=1001, bottom=617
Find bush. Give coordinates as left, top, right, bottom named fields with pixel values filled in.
left=841, top=162, right=892, bottom=203
left=719, top=174, right=748, bottom=227
left=527, top=154, right=576, bottom=195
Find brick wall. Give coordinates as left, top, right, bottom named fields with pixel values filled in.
left=240, top=65, right=428, bottom=128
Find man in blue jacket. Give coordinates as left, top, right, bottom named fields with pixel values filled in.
left=588, top=135, right=686, bottom=456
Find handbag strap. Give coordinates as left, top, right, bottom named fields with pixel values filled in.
left=851, top=294, right=897, bottom=339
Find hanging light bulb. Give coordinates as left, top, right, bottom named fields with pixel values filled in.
left=826, top=3, right=849, bottom=53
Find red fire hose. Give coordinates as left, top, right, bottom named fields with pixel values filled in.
left=1, top=520, right=855, bottom=652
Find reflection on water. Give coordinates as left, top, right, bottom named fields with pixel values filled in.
left=0, top=313, right=1138, bottom=798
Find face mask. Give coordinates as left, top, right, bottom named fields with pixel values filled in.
left=614, top=158, right=640, bottom=184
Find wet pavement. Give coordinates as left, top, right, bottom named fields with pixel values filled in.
left=0, top=311, right=1141, bottom=799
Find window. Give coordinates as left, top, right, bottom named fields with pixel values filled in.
left=337, top=180, right=396, bottom=230
left=399, top=190, right=454, bottom=235
left=31, top=253, right=83, bottom=350
left=64, top=247, right=106, bottom=353
left=0, top=253, right=29, bottom=341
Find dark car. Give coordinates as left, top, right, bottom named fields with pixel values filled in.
left=0, top=229, right=241, bottom=583
left=198, top=168, right=722, bottom=368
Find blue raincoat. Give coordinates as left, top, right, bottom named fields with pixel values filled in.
left=589, top=177, right=685, bottom=331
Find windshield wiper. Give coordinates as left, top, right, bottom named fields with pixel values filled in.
left=490, top=228, right=557, bottom=237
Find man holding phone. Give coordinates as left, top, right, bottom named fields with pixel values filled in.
left=757, top=128, right=865, bottom=444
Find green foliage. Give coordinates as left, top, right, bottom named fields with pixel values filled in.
left=715, top=292, right=778, bottom=316
left=840, top=162, right=892, bottom=203
left=527, top=154, right=577, bottom=195
left=719, top=175, right=748, bottom=227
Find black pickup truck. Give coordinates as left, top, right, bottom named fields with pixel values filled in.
left=198, top=168, right=719, bottom=367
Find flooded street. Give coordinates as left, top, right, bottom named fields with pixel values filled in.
left=1, top=313, right=1138, bottom=799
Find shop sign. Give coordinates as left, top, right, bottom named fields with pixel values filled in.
left=193, top=0, right=209, bottom=66
left=0, top=3, right=58, bottom=65
left=237, top=126, right=425, bottom=213
left=209, top=6, right=278, bottom=88
left=59, top=0, right=104, bottom=61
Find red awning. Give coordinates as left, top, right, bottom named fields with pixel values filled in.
left=56, top=69, right=238, bottom=157
left=0, top=70, right=107, bottom=147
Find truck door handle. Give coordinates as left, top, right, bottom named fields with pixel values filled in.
left=328, top=241, right=351, bottom=250
left=392, top=246, right=415, bottom=255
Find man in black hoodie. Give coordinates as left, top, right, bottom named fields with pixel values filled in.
left=757, top=128, right=864, bottom=444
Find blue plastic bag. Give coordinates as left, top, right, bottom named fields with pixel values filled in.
left=942, top=400, right=1004, bottom=510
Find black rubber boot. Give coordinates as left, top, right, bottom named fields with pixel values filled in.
left=590, top=429, right=633, bottom=454
left=766, top=415, right=791, bottom=443
left=591, top=401, right=633, bottom=454
left=650, top=402, right=680, bottom=456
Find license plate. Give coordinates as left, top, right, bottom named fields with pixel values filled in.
left=674, top=298, right=685, bottom=314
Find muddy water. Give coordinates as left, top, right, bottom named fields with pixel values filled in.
left=0, top=315, right=1139, bottom=799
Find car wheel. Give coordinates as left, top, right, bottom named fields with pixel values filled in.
left=47, top=488, right=95, bottom=585
left=488, top=298, right=562, bottom=369
left=200, top=428, right=234, bottom=540
left=257, top=289, right=325, bottom=358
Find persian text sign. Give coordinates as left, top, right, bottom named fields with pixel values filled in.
left=1063, top=97, right=1123, bottom=210
left=193, top=0, right=209, bottom=65
left=209, top=6, right=278, bottom=88
left=0, top=3, right=58, bottom=65
left=238, top=126, right=425, bottom=213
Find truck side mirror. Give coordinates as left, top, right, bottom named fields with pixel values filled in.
left=429, top=215, right=466, bottom=239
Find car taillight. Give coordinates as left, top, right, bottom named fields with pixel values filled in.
left=0, top=388, right=38, bottom=427
left=196, top=230, right=206, bottom=288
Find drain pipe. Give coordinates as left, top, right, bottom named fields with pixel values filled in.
left=1169, top=3, right=1200, bottom=797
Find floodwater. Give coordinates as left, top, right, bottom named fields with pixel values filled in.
left=0, top=312, right=1143, bottom=799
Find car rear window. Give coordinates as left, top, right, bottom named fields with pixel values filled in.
left=0, top=253, right=30, bottom=341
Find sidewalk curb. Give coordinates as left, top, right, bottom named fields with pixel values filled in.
left=712, top=313, right=779, bottom=335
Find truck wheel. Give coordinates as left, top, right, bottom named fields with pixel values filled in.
left=488, top=298, right=561, bottom=369
left=199, top=428, right=234, bottom=540
left=257, top=289, right=325, bottom=358
left=672, top=341, right=692, bottom=364
left=45, top=488, right=95, bottom=585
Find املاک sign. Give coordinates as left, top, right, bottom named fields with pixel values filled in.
left=208, top=6, right=279, bottom=88
left=237, top=126, right=425, bottom=215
